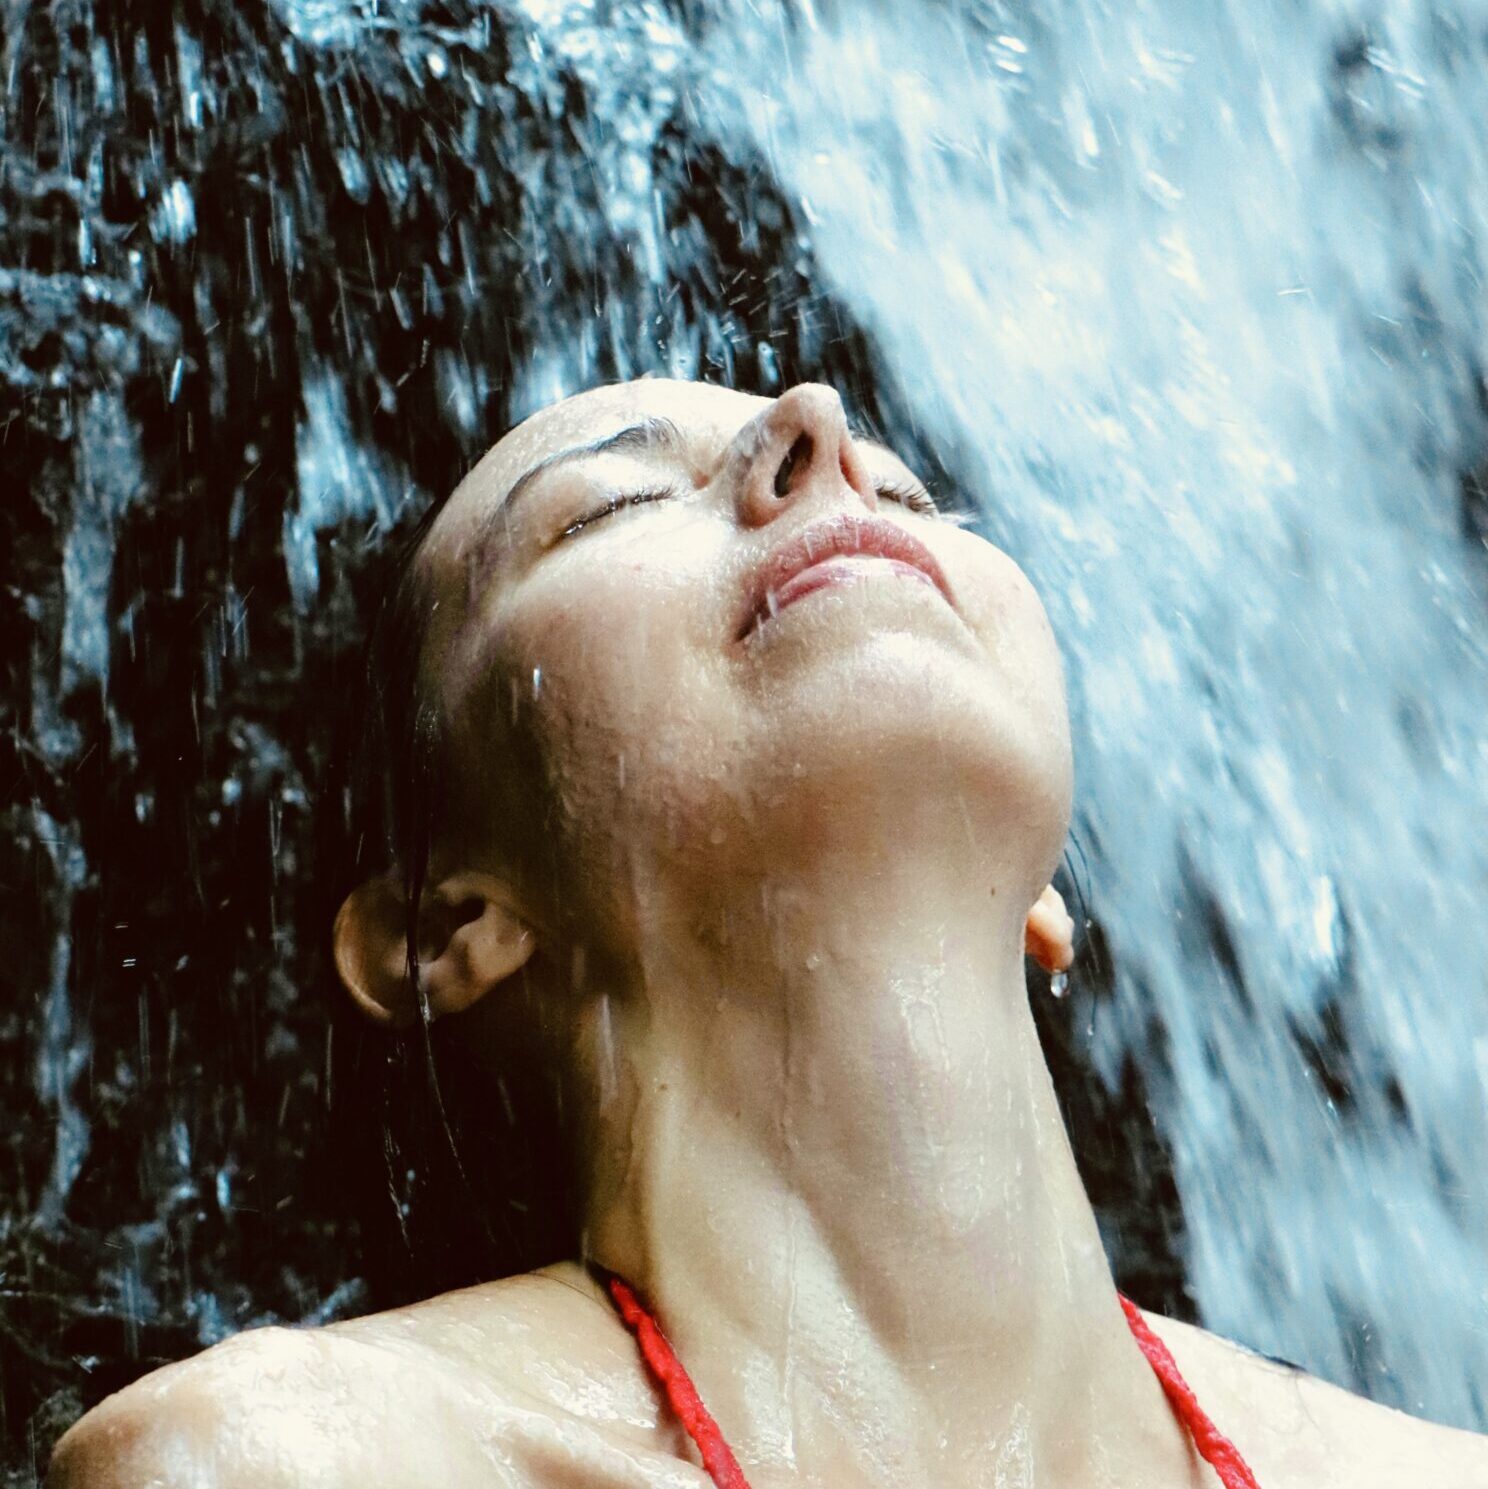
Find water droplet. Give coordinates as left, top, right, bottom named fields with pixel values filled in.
left=532, top=665, right=543, bottom=697
left=1049, top=970, right=1069, bottom=999
left=597, top=994, right=618, bottom=1106
left=805, top=952, right=822, bottom=971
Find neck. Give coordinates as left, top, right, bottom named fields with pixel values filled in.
left=571, top=844, right=1199, bottom=1488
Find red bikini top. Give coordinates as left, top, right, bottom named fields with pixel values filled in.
left=606, top=1275, right=1263, bottom=1489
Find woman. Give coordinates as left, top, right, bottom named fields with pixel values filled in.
left=50, top=380, right=1488, bottom=1487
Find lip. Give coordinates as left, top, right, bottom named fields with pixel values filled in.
left=737, top=513, right=956, bottom=641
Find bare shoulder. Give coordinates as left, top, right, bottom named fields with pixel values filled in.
left=1143, top=1310, right=1488, bottom=1489
left=47, top=1263, right=702, bottom=1489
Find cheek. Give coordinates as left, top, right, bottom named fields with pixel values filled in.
left=963, top=546, right=1065, bottom=701
left=480, top=550, right=737, bottom=843
left=953, top=543, right=1074, bottom=804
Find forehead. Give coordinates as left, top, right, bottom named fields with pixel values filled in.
left=429, top=378, right=772, bottom=556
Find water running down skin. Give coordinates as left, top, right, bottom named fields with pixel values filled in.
left=602, top=1271, right=1265, bottom=1488
left=50, top=382, right=1488, bottom=1487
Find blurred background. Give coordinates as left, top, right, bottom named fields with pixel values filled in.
left=3, top=0, right=1487, bottom=1478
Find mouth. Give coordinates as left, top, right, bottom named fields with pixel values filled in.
left=737, top=513, right=956, bottom=642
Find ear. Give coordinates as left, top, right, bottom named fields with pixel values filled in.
left=333, top=870, right=537, bottom=1029
left=1024, top=884, right=1074, bottom=975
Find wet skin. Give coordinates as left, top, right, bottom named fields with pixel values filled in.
left=50, top=381, right=1488, bottom=1489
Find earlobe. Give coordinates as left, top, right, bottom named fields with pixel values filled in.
left=1024, top=884, right=1075, bottom=975
left=332, top=871, right=537, bottom=1029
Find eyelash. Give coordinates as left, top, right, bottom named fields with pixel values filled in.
left=560, top=486, right=677, bottom=539
left=874, top=478, right=939, bottom=515
left=558, top=477, right=941, bottom=540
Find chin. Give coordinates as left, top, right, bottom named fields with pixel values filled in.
left=735, top=619, right=1074, bottom=878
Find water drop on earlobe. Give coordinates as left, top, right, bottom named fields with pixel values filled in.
left=1050, top=970, right=1069, bottom=999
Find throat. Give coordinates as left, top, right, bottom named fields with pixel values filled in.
left=570, top=909, right=1192, bottom=1487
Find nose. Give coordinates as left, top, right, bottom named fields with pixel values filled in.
left=728, top=383, right=876, bottom=528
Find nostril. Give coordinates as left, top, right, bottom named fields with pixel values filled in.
left=773, top=433, right=813, bottom=498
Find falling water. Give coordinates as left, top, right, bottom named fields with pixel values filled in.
left=4, top=0, right=1486, bottom=1471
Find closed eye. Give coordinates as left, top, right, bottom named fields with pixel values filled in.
left=560, top=477, right=953, bottom=541
left=874, top=478, right=939, bottom=516
left=559, top=486, right=678, bottom=540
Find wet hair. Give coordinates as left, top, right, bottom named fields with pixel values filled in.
left=363, top=500, right=447, bottom=999
left=342, top=502, right=574, bottom=1298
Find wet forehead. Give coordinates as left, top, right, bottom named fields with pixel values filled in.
left=430, top=378, right=772, bottom=557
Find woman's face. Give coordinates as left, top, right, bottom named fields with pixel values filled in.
left=418, top=379, right=1072, bottom=946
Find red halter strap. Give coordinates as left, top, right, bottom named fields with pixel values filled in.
left=606, top=1274, right=751, bottom=1489
left=606, top=1274, right=1263, bottom=1489
left=1117, top=1293, right=1263, bottom=1489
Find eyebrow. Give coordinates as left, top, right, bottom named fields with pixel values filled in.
left=468, top=415, right=684, bottom=568
left=501, top=415, right=685, bottom=515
